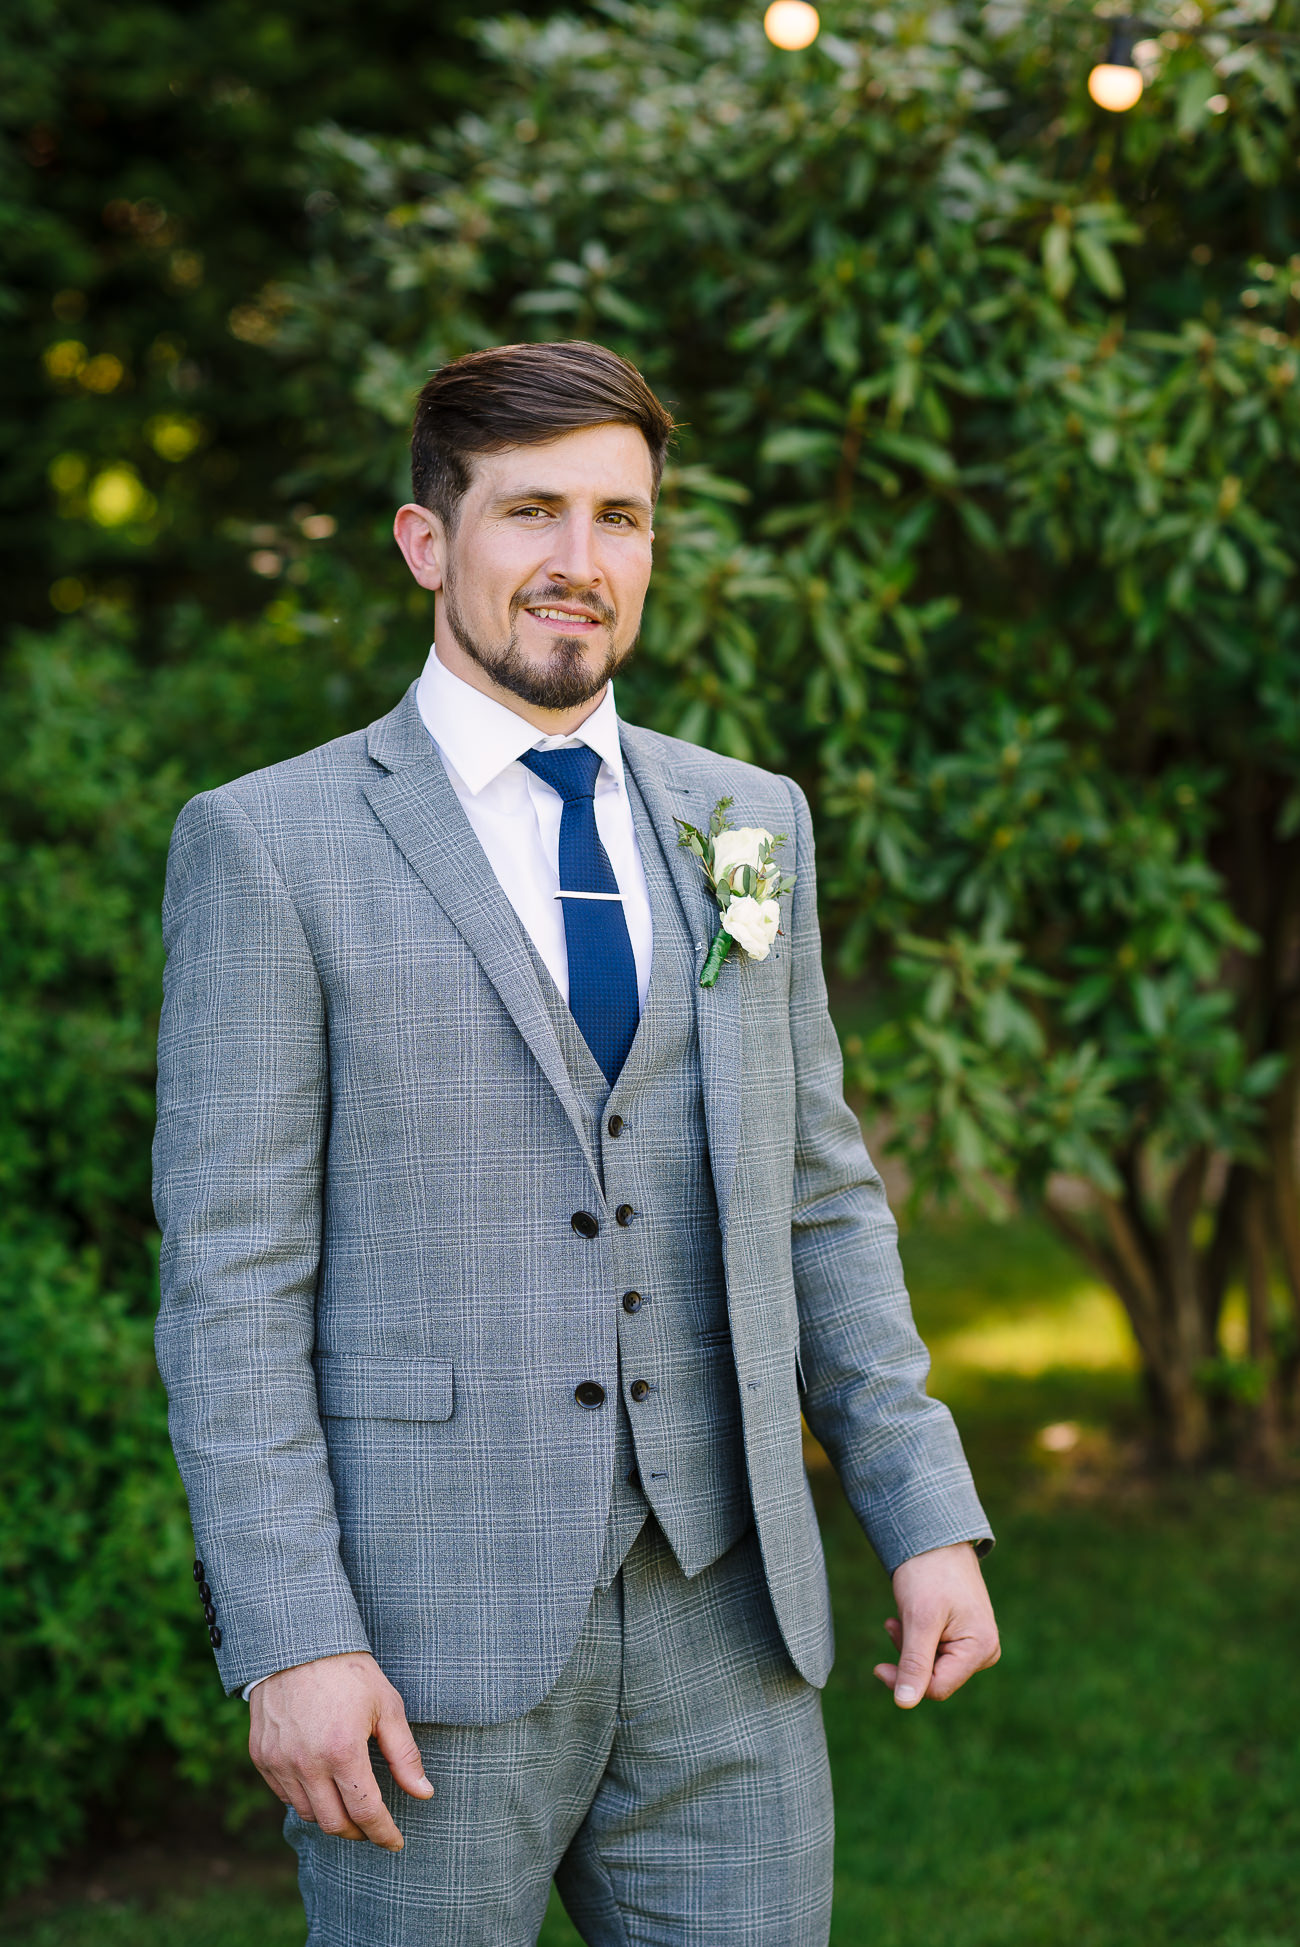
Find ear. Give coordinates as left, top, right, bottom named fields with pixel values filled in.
left=393, top=503, right=447, bottom=592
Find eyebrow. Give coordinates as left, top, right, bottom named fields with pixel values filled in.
left=491, top=487, right=653, bottom=518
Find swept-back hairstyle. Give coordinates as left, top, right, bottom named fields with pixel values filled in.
left=410, top=340, right=676, bottom=527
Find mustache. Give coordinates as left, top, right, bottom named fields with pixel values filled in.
left=510, top=583, right=617, bottom=628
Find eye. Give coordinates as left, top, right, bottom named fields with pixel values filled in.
left=513, top=505, right=550, bottom=519
left=599, top=511, right=635, bottom=527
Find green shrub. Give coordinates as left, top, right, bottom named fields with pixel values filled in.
left=0, top=1230, right=253, bottom=1891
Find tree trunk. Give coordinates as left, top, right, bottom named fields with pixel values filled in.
left=1243, top=1176, right=1281, bottom=1471
left=1044, top=1176, right=1214, bottom=1466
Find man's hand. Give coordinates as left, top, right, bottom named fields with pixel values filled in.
left=873, top=1541, right=1000, bottom=1709
left=250, top=1651, right=434, bottom=1850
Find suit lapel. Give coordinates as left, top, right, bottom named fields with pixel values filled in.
left=620, top=726, right=742, bottom=1237
left=362, top=685, right=602, bottom=1191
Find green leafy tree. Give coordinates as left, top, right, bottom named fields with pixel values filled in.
left=258, top=0, right=1300, bottom=1464
left=0, top=0, right=562, bottom=635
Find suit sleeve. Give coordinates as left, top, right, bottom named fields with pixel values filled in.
left=782, top=777, right=994, bottom=1574
left=153, top=789, right=373, bottom=1695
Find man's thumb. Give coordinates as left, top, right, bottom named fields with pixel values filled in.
left=377, top=1707, right=434, bottom=1798
left=893, top=1617, right=941, bottom=1709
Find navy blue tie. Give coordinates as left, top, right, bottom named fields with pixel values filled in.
left=519, top=745, right=639, bottom=1087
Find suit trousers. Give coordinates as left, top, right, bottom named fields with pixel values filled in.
left=287, top=1520, right=834, bottom=1946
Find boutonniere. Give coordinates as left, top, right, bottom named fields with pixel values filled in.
left=674, top=796, right=796, bottom=988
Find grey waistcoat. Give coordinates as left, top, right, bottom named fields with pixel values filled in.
left=529, top=767, right=752, bottom=1588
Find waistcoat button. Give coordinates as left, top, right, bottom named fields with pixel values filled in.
left=629, top=1379, right=651, bottom=1403
left=607, top=1115, right=625, bottom=1138
left=615, top=1204, right=635, bottom=1227
left=574, top=1380, right=606, bottom=1408
left=571, top=1211, right=599, bottom=1238
left=622, top=1291, right=643, bottom=1314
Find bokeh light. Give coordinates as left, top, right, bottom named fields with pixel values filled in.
left=1087, top=61, right=1144, bottom=112
left=764, top=2, right=820, bottom=51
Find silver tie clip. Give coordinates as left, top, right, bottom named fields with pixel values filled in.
left=554, top=890, right=624, bottom=901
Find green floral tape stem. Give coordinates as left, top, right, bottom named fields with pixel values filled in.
left=699, top=929, right=734, bottom=988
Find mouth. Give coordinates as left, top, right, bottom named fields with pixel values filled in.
left=523, top=604, right=606, bottom=634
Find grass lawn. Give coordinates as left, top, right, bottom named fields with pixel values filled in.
left=9, top=1215, right=1297, bottom=1946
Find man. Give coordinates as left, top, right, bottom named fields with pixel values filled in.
left=154, top=339, right=997, bottom=1947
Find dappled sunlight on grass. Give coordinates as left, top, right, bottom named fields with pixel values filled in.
left=928, top=1280, right=1138, bottom=1384
left=893, top=1212, right=1146, bottom=1500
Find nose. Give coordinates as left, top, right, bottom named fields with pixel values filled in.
left=544, top=514, right=602, bottom=592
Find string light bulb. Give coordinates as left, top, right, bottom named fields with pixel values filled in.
left=764, top=1, right=821, bottom=50
left=1088, top=20, right=1144, bottom=111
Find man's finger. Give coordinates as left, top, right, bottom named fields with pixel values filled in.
left=927, top=1627, right=1001, bottom=1702
left=376, top=1703, right=435, bottom=1803
left=259, top=1762, right=316, bottom=1822
left=334, top=1764, right=406, bottom=1850
left=303, top=1774, right=369, bottom=1843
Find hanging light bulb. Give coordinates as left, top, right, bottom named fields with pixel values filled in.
left=1088, top=20, right=1144, bottom=111
left=764, top=2, right=821, bottom=50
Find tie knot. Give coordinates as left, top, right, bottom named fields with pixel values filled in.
left=519, top=744, right=603, bottom=802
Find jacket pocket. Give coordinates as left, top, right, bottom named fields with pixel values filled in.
left=316, top=1355, right=454, bottom=1423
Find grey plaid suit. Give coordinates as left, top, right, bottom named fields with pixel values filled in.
left=153, top=680, right=989, bottom=1940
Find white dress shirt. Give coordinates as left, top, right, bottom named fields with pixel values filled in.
left=414, top=644, right=654, bottom=1010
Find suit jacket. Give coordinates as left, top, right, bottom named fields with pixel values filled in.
left=153, top=682, right=990, bottom=1722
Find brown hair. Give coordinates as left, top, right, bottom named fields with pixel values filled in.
left=410, top=340, right=676, bottom=527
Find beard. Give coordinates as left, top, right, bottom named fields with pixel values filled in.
left=443, top=569, right=637, bottom=712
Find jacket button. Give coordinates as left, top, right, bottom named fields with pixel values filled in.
left=629, top=1378, right=651, bottom=1403
left=622, top=1290, right=644, bottom=1314
left=192, top=1559, right=204, bottom=1584
left=571, top=1211, right=599, bottom=1238
left=627, top=1466, right=641, bottom=1489
left=615, top=1204, right=635, bottom=1227
left=607, top=1115, right=625, bottom=1138
left=574, top=1380, right=606, bottom=1408
left=209, top=1624, right=223, bottom=1649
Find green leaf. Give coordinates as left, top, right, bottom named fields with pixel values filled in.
left=1042, top=220, right=1075, bottom=301
left=1074, top=230, right=1124, bottom=301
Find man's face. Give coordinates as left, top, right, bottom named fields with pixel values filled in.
left=395, top=422, right=656, bottom=715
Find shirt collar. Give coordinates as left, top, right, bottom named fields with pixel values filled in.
left=415, top=644, right=626, bottom=796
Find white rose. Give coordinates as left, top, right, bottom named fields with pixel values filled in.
left=720, top=895, right=781, bottom=960
left=710, top=826, right=773, bottom=887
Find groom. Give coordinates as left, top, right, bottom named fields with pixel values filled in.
left=154, top=340, right=997, bottom=1946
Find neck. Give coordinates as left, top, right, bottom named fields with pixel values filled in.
left=434, top=635, right=609, bottom=738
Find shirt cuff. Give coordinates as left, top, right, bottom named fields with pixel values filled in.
left=242, top=1673, right=274, bottom=1703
